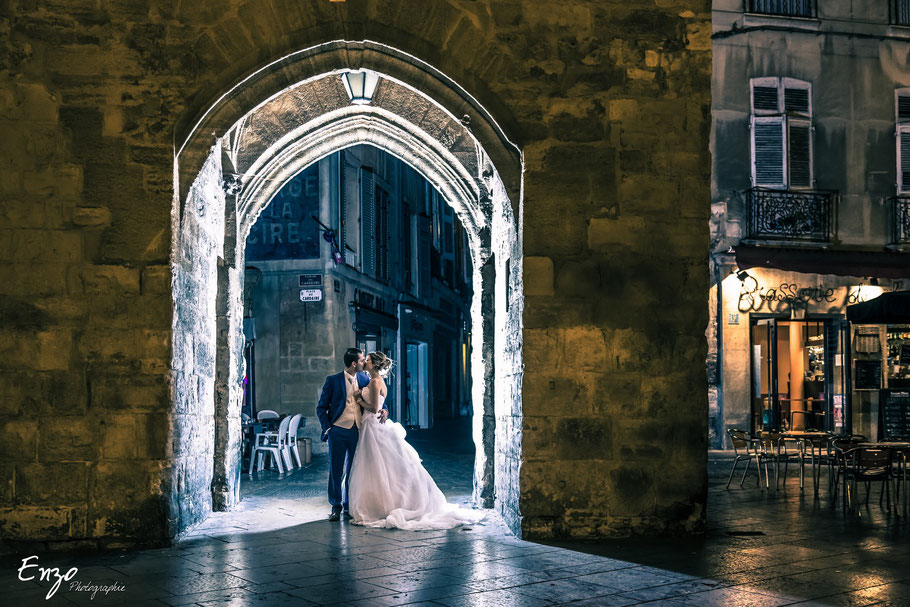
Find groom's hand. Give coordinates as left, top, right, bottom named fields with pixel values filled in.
left=378, top=409, right=388, bottom=424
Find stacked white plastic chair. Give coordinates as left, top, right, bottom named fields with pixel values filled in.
left=249, top=413, right=288, bottom=473
left=287, top=414, right=303, bottom=468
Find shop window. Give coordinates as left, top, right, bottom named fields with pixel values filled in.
left=750, top=77, right=813, bottom=189
left=895, top=88, right=910, bottom=194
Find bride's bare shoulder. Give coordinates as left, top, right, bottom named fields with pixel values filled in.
left=370, top=376, right=387, bottom=394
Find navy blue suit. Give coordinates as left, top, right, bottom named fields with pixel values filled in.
left=316, top=371, right=374, bottom=509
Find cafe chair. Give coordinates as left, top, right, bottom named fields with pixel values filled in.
left=257, top=409, right=279, bottom=421
left=726, top=428, right=760, bottom=489
left=829, top=435, right=868, bottom=502
left=757, top=431, right=801, bottom=490
left=838, top=447, right=895, bottom=512
left=287, top=414, right=304, bottom=468
left=249, top=415, right=291, bottom=474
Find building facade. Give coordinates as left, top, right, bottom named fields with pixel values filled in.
left=710, top=0, right=910, bottom=447
left=242, top=145, right=473, bottom=453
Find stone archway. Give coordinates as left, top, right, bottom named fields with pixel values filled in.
left=172, top=41, right=523, bottom=534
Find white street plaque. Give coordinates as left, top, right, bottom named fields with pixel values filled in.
left=299, top=289, right=323, bottom=302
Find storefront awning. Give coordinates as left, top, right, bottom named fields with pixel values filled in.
left=735, top=244, right=910, bottom=279
left=846, top=290, right=910, bottom=324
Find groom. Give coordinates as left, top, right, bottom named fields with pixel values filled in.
left=316, top=347, right=388, bottom=521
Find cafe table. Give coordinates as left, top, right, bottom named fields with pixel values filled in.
left=782, top=430, right=830, bottom=497
left=856, top=441, right=910, bottom=516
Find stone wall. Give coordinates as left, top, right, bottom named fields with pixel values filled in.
left=171, top=146, right=225, bottom=532
left=1, top=0, right=711, bottom=544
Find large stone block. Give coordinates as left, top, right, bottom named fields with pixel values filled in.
left=0, top=505, right=81, bottom=541
left=0, top=419, right=37, bottom=461
left=40, top=416, right=97, bottom=461
left=15, top=462, right=89, bottom=505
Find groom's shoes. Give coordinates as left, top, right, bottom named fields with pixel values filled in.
left=328, top=507, right=341, bottom=522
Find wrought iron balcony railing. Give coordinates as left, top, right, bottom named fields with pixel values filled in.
left=749, top=0, right=815, bottom=18
left=890, top=197, right=910, bottom=245
left=746, top=188, right=835, bottom=243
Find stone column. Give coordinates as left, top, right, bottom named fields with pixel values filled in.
left=472, top=227, right=496, bottom=509
left=212, top=169, right=245, bottom=511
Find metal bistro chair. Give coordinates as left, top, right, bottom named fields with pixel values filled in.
left=726, top=428, right=760, bottom=489
left=829, top=435, right=868, bottom=503
left=249, top=415, right=291, bottom=474
left=839, top=447, right=895, bottom=512
left=757, top=431, right=801, bottom=490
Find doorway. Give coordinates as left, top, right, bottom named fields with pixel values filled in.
left=750, top=317, right=849, bottom=432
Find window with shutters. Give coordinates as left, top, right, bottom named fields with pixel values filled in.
left=748, top=0, right=814, bottom=18
left=750, top=77, right=813, bottom=190
left=360, top=167, right=376, bottom=276
left=896, top=88, right=910, bottom=194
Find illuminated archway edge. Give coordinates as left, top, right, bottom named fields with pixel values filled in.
left=175, top=39, right=522, bottom=208
left=237, top=106, right=486, bottom=241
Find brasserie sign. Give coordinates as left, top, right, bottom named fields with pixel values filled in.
left=737, top=278, right=905, bottom=313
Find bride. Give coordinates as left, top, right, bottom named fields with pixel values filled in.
left=348, top=351, right=484, bottom=530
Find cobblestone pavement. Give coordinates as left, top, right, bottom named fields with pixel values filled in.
left=4, top=426, right=910, bottom=606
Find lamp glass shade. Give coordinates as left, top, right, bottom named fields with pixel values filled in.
left=341, top=70, right=380, bottom=105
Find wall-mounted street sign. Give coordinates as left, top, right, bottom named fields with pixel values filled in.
left=299, top=274, right=323, bottom=287
left=299, top=289, right=323, bottom=302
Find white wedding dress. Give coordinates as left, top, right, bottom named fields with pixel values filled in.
left=348, top=386, right=484, bottom=530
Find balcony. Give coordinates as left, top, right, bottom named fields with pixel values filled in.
left=890, top=197, right=910, bottom=246
left=746, top=188, right=835, bottom=243
left=748, top=0, right=814, bottom=18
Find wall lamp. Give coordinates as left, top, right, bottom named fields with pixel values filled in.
left=340, top=70, right=380, bottom=105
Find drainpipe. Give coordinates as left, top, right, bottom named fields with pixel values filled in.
left=713, top=253, right=725, bottom=450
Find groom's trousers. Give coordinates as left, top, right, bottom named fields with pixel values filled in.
left=327, top=425, right=358, bottom=508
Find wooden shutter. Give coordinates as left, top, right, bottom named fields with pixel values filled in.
left=752, top=116, right=786, bottom=187
left=360, top=168, right=375, bottom=276
left=339, top=153, right=347, bottom=261
left=752, top=83, right=779, bottom=113
left=898, top=92, right=910, bottom=122
left=376, top=186, right=389, bottom=282
left=418, top=214, right=431, bottom=296
left=899, top=126, right=910, bottom=193
left=783, top=85, right=810, bottom=115
left=788, top=119, right=812, bottom=189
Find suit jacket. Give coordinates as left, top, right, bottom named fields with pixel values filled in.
left=316, top=371, right=379, bottom=441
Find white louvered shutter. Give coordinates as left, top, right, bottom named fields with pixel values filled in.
left=752, top=116, right=786, bottom=187
left=360, top=168, right=375, bottom=276
left=783, top=84, right=811, bottom=116
left=896, top=90, right=910, bottom=194
left=899, top=126, right=910, bottom=194
left=752, top=83, right=779, bottom=114
left=788, top=119, right=812, bottom=189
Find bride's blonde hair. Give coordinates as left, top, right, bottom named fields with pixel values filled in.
left=367, top=351, right=395, bottom=377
